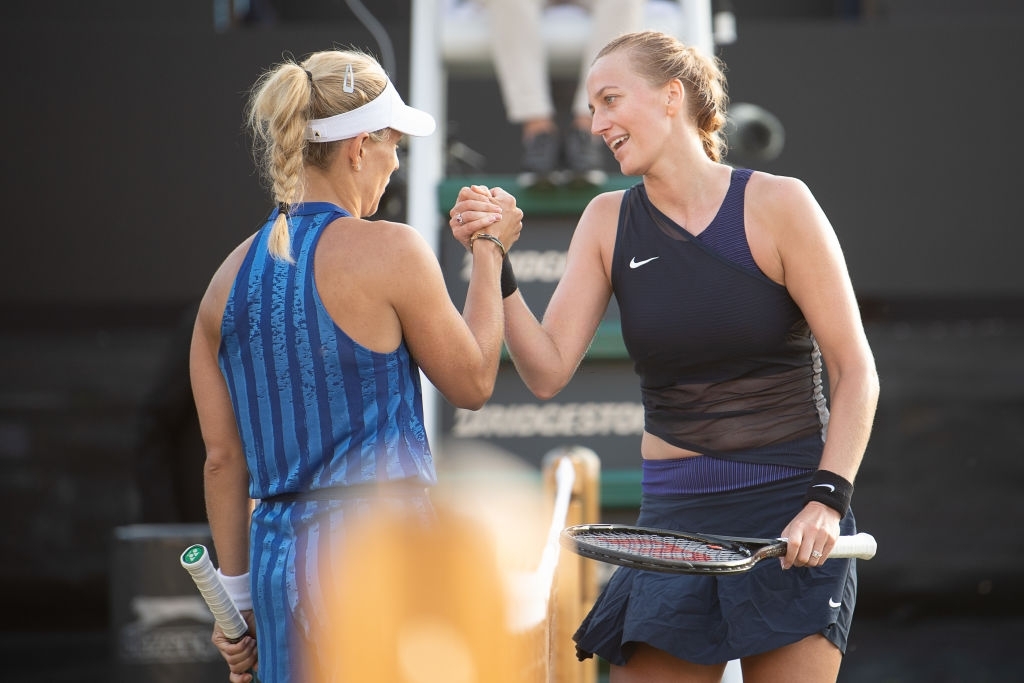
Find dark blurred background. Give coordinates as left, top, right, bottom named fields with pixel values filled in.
left=1, top=1, right=1022, bottom=681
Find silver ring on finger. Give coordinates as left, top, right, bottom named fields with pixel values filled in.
left=810, top=550, right=823, bottom=559
left=456, top=212, right=463, bottom=225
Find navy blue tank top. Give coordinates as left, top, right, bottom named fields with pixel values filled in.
left=610, top=169, right=828, bottom=467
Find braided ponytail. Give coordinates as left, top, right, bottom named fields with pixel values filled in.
left=248, top=62, right=314, bottom=262
left=247, top=51, right=392, bottom=262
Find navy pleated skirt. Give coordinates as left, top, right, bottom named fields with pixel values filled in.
left=573, top=473, right=858, bottom=666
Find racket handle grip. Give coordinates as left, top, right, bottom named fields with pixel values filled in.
left=180, top=544, right=250, bottom=642
left=831, top=533, right=877, bottom=560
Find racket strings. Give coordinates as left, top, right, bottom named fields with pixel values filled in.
left=584, top=531, right=750, bottom=564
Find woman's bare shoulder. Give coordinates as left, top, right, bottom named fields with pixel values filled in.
left=745, top=170, right=814, bottom=213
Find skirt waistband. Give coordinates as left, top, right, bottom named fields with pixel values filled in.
left=642, top=455, right=809, bottom=495
left=260, top=477, right=429, bottom=506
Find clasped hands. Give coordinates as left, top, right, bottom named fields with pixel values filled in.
left=449, top=185, right=523, bottom=253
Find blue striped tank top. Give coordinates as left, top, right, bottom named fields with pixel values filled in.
left=217, top=203, right=436, bottom=682
left=218, top=202, right=436, bottom=499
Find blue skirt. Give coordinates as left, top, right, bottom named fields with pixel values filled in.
left=573, top=473, right=858, bottom=666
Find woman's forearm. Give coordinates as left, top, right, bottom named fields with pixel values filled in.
left=818, top=361, right=880, bottom=483
left=204, top=447, right=252, bottom=576
left=502, top=294, right=583, bottom=400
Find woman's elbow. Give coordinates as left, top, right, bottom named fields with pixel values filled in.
left=530, top=383, right=562, bottom=402
left=453, top=392, right=490, bottom=412
left=203, top=445, right=240, bottom=479
left=457, top=378, right=560, bottom=405
left=867, top=364, right=881, bottom=403
left=520, top=367, right=568, bottom=401
left=446, top=376, right=496, bottom=411
left=835, top=358, right=880, bottom=406
left=861, top=350, right=880, bottom=394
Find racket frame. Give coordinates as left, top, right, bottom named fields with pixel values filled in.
left=560, top=524, right=876, bottom=575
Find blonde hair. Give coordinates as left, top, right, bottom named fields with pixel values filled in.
left=247, top=49, right=391, bottom=261
left=596, top=31, right=729, bottom=163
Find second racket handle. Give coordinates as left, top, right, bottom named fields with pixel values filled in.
left=180, top=544, right=250, bottom=641
left=831, top=533, right=877, bottom=560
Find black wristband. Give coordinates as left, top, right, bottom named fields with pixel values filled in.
left=803, top=470, right=854, bottom=517
left=500, top=254, right=518, bottom=299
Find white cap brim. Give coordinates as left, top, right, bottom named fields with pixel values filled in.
left=388, top=87, right=436, bottom=137
left=305, top=79, right=435, bottom=142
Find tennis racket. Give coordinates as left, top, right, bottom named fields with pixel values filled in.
left=180, top=544, right=260, bottom=681
left=560, top=524, right=877, bottom=575
left=180, top=544, right=250, bottom=639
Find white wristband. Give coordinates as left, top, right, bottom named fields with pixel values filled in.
left=216, top=569, right=253, bottom=611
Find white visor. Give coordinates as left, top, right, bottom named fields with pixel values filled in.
left=304, top=79, right=435, bottom=142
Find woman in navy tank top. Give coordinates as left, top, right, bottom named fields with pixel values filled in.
left=191, top=49, right=523, bottom=683
left=451, top=30, right=879, bottom=683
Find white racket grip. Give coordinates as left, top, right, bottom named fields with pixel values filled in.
left=831, top=533, right=877, bottom=560
left=180, top=544, right=250, bottom=641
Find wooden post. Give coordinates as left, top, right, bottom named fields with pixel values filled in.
left=542, top=447, right=601, bottom=683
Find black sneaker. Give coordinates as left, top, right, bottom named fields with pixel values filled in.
left=564, top=127, right=608, bottom=187
left=517, top=130, right=561, bottom=190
